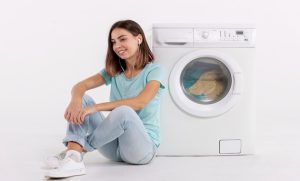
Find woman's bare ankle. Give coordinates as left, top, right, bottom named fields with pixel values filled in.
left=67, top=141, right=84, bottom=153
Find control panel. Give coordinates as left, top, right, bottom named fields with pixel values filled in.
left=153, top=25, right=256, bottom=48
left=194, top=28, right=255, bottom=44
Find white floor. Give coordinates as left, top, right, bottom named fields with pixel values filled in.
left=1, top=121, right=300, bottom=181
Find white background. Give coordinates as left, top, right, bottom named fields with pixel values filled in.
left=1, top=0, right=300, bottom=180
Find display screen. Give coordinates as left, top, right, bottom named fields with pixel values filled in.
left=236, top=31, right=244, bottom=35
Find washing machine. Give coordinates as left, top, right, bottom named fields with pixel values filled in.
left=153, top=24, right=256, bottom=156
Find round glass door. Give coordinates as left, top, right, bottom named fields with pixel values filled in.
left=180, top=57, right=232, bottom=104
left=169, top=50, right=242, bottom=117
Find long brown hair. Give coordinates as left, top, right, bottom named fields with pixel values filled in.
left=105, top=20, right=154, bottom=76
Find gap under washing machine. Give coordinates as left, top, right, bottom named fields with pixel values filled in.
left=153, top=24, right=256, bottom=156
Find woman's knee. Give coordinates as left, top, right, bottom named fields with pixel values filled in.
left=109, top=106, right=136, bottom=124
left=112, top=105, right=135, bottom=115
left=82, top=94, right=95, bottom=108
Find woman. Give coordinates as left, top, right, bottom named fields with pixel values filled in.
left=45, top=20, right=165, bottom=178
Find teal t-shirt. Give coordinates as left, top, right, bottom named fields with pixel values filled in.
left=99, top=63, right=165, bottom=147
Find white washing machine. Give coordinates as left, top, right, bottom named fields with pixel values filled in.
left=153, top=24, right=256, bottom=156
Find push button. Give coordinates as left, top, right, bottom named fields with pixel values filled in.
left=219, top=139, right=241, bottom=154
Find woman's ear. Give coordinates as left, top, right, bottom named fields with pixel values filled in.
left=137, top=35, right=142, bottom=45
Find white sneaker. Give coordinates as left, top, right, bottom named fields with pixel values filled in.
left=45, top=150, right=86, bottom=169
left=44, top=150, right=86, bottom=178
left=44, top=150, right=67, bottom=169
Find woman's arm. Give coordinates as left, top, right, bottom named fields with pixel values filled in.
left=96, top=80, right=160, bottom=111
left=79, top=80, right=161, bottom=123
left=65, top=73, right=106, bottom=124
left=70, top=73, right=106, bottom=103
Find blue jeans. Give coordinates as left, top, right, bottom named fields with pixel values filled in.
left=62, top=95, right=157, bottom=165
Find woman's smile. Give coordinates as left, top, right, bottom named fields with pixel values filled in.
left=117, top=49, right=127, bottom=56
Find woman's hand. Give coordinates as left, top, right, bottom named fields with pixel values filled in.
left=64, top=101, right=96, bottom=125
left=77, top=106, right=96, bottom=124
left=64, top=101, right=83, bottom=124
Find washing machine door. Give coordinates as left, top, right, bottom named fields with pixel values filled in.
left=169, top=50, right=242, bottom=117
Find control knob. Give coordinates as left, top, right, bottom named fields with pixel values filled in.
left=202, top=31, right=209, bottom=39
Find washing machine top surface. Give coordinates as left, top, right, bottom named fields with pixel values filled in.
left=153, top=23, right=255, bottom=28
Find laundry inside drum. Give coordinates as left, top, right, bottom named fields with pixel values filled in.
left=180, top=57, right=232, bottom=104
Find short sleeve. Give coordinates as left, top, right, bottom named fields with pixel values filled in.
left=99, top=69, right=112, bottom=85
left=146, top=65, right=166, bottom=89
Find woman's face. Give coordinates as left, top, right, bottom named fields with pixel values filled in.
left=111, top=28, right=141, bottom=61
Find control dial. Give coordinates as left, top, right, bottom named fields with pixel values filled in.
left=202, top=31, right=209, bottom=39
